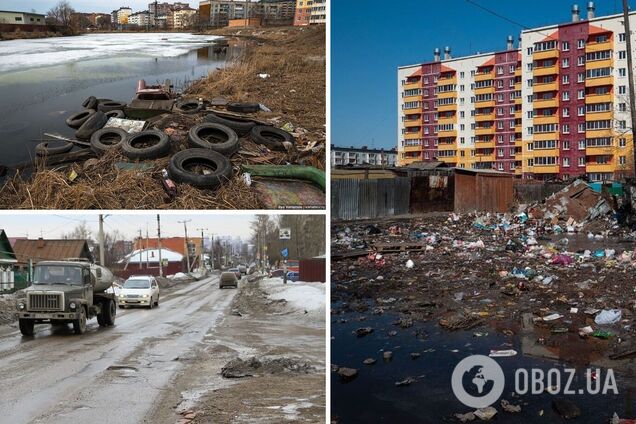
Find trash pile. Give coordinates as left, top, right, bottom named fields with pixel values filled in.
left=1, top=80, right=325, bottom=209
left=332, top=181, right=636, bottom=367
left=0, top=294, right=16, bottom=325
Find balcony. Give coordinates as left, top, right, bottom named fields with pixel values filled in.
left=403, top=144, right=422, bottom=152
left=475, top=99, right=496, bottom=108
left=437, top=75, right=457, bottom=85
left=585, top=76, right=613, bottom=88
left=586, top=145, right=614, bottom=156
left=437, top=103, right=456, bottom=112
left=403, top=119, right=422, bottom=128
left=404, top=131, right=423, bottom=140
left=437, top=156, right=457, bottom=164
left=585, top=93, right=612, bottom=104
left=533, top=81, right=558, bottom=93
left=533, top=115, right=559, bottom=125
left=403, top=106, right=422, bottom=114
left=586, top=111, right=612, bottom=121
left=585, top=40, right=612, bottom=53
left=585, top=58, right=612, bottom=70
left=586, top=162, right=614, bottom=173
left=438, top=116, right=455, bottom=126
left=403, top=81, right=421, bottom=90
left=533, top=65, right=558, bottom=77
left=475, top=86, right=494, bottom=96
left=475, top=72, right=494, bottom=82
left=533, top=49, right=559, bottom=60
left=533, top=164, right=560, bottom=174
left=532, top=98, right=558, bottom=109
left=475, top=139, right=495, bottom=149
left=437, top=90, right=456, bottom=100
left=474, top=154, right=495, bottom=162
left=399, top=155, right=422, bottom=166
left=438, top=129, right=457, bottom=138
left=533, top=131, right=559, bottom=141
left=586, top=129, right=613, bottom=138
left=403, top=94, right=422, bottom=103
left=475, top=112, right=495, bottom=122
left=475, top=127, right=495, bottom=136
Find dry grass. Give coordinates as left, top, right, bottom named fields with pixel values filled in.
left=0, top=25, right=326, bottom=210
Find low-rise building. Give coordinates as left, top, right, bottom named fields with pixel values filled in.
left=12, top=238, right=93, bottom=270
left=331, top=145, right=398, bottom=167
left=0, top=10, right=45, bottom=26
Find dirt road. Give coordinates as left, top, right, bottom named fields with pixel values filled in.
left=0, top=275, right=235, bottom=423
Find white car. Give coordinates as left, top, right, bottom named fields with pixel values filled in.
left=118, top=275, right=160, bottom=309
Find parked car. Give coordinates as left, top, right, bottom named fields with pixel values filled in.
left=238, top=265, right=247, bottom=275
left=286, top=271, right=300, bottom=282
left=269, top=269, right=285, bottom=278
left=219, top=271, right=238, bottom=289
left=118, top=275, right=160, bottom=309
left=228, top=268, right=241, bottom=279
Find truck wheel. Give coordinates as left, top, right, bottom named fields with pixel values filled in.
left=104, top=299, right=116, bottom=326
left=97, top=312, right=106, bottom=327
left=73, top=307, right=87, bottom=335
left=19, top=319, right=34, bottom=336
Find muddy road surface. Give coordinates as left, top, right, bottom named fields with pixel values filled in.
left=0, top=275, right=235, bottom=424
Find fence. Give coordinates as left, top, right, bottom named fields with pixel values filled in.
left=514, top=181, right=567, bottom=203
left=331, top=177, right=411, bottom=220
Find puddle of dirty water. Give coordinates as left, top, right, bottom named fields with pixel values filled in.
left=331, top=307, right=636, bottom=423
left=0, top=34, right=240, bottom=166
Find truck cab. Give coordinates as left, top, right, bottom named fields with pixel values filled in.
left=15, top=260, right=117, bottom=336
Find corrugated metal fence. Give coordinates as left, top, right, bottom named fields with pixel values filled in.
left=332, top=177, right=411, bottom=220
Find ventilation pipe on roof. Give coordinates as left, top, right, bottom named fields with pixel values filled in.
left=572, top=4, right=580, bottom=22
left=587, top=1, right=595, bottom=19
left=444, top=46, right=451, bottom=60
left=507, top=35, right=514, bottom=50
left=433, top=48, right=440, bottom=62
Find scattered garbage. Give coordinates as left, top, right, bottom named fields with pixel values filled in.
left=594, top=309, right=622, bottom=325
left=488, top=349, right=517, bottom=357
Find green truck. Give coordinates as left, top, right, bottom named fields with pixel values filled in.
left=15, top=260, right=117, bottom=336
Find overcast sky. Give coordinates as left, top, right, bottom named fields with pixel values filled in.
left=0, top=213, right=257, bottom=241
left=0, top=0, right=178, bottom=14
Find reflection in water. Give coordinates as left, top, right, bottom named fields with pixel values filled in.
left=0, top=41, right=239, bottom=166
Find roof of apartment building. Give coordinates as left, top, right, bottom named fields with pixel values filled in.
left=332, top=144, right=397, bottom=154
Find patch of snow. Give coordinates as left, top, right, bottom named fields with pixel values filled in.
left=0, top=33, right=219, bottom=73
left=281, top=401, right=314, bottom=420
left=260, top=278, right=325, bottom=313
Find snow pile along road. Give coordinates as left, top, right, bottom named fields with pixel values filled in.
left=259, top=278, right=325, bottom=324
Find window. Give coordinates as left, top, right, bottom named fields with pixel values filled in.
left=577, top=73, right=585, bottom=83
left=578, top=39, right=585, bottom=49
left=578, top=123, right=585, bottom=133
left=620, top=33, right=626, bottom=42
left=562, top=107, right=569, bottom=117
left=620, top=68, right=627, bottom=77
left=562, top=74, right=569, bottom=84
left=619, top=120, right=627, bottom=129
left=460, top=71, right=465, bottom=78
left=527, top=47, right=533, bottom=55
left=578, top=140, right=586, bottom=150
left=460, top=111, right=465, bottom=118
left=619, top=85, right=627, bottom=94
left=562, top=58, right=570, bottom=68
left=528, top=159, right=534, bottom=167
left=577, top=89, right=585, bottom=99
left=586, top=67, right=611, bottom=79
left=562, top=41, right=570, bottom=51
left=497, top=121, right=504, bottom=129
left=619, top=103, right=627, bottom=112
left=620, top=138, right=627, bottom=147
left=534, top=140, right=557, bottom=149
left=534, top=156, right=558, bottom=166
left=620, top=156, right=627, bottom=165
left=562, top=91, right=570, bottom=101
left=586, top=103, right=612, bottom=113
left=563, top=157, right=570, bottom=167
left=577, top=55, right=585, bottom=66
left=562, top=141, right=570, bottom=150
left=586, top=50, right=611, bottom=61
left=578, top=157, right=585, bottom=166
left=619, top=51, right=627, bottom=59
left=562, top=124, right=570, bottom=134
left=527, top=79, right=533, bottom=87
left=586, top=137, right=612, bottom=147
left=596, top=34, right=608, bottom=43
left=509, top=65, right=515, bottom=73
left=497, top=135, right=503, bottom=143
left=586, top=120, right=611, bottom=130
left=578, top=106, right=585, bottom=116
left=497, top=80, right=503, bottom=88
left=497, top=148, right=504, bottom=157
left=497, top=66, right=504, bottom=75
left=14, top=16, right=22, bottom=21
left=534, top=40, right=557, bottom=51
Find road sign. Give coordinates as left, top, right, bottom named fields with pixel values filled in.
left=281, top=248, right=289, bottom=258
left=279, top=228, right=291, bottom=239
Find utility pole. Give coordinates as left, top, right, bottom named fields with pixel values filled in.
left=138, top=230, right=143, bottom=270
left=98, top=214, right=105, bottom=267
left=623, top=0, right=636, bottom=172
left=157, top=214, right=163, bottom=277
left=196, top=227, right=208, bottom=270
left=178, top=219, right=191, bottom=273
left=210, top=234, right=215, bottom=271
left=146, top=224, right=150, bottom=269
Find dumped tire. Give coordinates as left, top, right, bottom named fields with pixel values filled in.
left=122, top=129, right=171, bottom=160
left=188, top=123, right=239, bottom=156
left=90, top=128, right=128, bottom=154
left=203, top=112, right=255, bottom=136
left=65, top=109, right=96, bottom=129
left=175, top=100, right=202, bottom=114
left=75, top=110, right=108, bottom=140
left=105, top=109, right=125, bottom=119
left=35, top=141, right=74, bottom=156
left=98, top=101, right=127, bottom=112
left=82, top=96, right=98, bottom=110
left=227, top=102, right=260, bottom=113
left=250, top=125, right=295, bottom=151
left=168, top=148, right=232, bottom=189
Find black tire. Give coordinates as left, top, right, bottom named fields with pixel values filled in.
left=168, top=148, right=232, bottom=189
left=73, top=307, right=87, bottom=335
left=66, top=109, right=96, bottom=129
left=250, top=125, right=295, bottom=151
left=90, top=128, right=128, bottom=155
left=105, top=109, right=125, bottom=119
left=98, top=101, right=127, bottom=112
left=82, top=96, right=98, bottom=110
left=203, top=112, right=255, bottom=136
left=19, top=319, right=34, bottom=336
left=97, top=312, right=106, bottom=326
left=227, top=102, right=260, bottom=113
left=121, top=129, right=171, bottom=160
left=105, top=299, right=116, bottom=325
left=175, top=100, right=202, bottom=114
left=75, top=111, right=108, bottom=140
left=35, top=141, right=74, bottom=157
left=188, top=123, right=239, bottom=155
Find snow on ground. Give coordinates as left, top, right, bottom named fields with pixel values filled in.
left=260, top=277, right=325, bottom=318
left=0, top=33, right=219, bottom=73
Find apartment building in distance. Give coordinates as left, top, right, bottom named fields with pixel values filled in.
left=199, top=0, right=295, bottom=27
left=309, top=0, right=325, bottom=24
left=331, top=145, right=398, bottom=167
left=293, top=0, right=311, bottom=26
left=398, top=2, right=636, bottom=181
left=111, top=6, right=133, bottom=25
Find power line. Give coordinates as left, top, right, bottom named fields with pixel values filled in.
left=465, top=0, right=530, bottom=29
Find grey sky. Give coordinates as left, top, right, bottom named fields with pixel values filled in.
left=0, top=0, right=182, bottom=14
left=0, top=213, right=256, bottom=240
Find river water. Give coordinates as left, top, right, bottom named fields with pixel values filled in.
left=0, top=33, right=236, bottom=166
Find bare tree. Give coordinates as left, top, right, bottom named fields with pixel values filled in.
left=46, top=0, right=75, bottom=29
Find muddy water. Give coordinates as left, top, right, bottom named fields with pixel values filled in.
left=331, top=306, right=635, bottom=423
left=0, top=33, right=238, bottom=166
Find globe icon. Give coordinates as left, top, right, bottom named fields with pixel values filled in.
left=462, top=365, right=495, bottom=397
left=451, top=355, right=505, bottom=408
